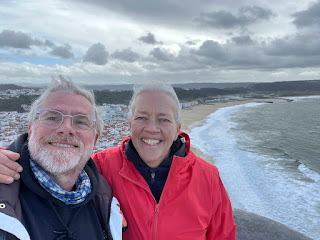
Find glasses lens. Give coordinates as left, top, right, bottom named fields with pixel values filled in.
left=72, top=115, right=94, bottom=132
left=39, top=110, right=63, bottom=129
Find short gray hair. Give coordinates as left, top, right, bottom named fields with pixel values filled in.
left=128, top=82, right=181, bottom=124
left=28, top=75, right=104, bottom=135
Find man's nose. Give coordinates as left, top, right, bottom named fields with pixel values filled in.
left=56, top=117, right=76, bottom=135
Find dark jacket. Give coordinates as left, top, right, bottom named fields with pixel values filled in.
left=0, top=133, right=113, bottom=240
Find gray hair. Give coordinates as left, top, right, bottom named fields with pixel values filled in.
left=128, top=82, right=181, bottom=124
left=28, top=75, right=104, bottom=135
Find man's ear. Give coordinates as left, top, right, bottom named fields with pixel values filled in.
left=28, top=124, right=32, bottom=136
left=93, top=134, right=99, bottom=147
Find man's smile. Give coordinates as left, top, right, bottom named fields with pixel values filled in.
left=49, top=142, right=78, bottom=148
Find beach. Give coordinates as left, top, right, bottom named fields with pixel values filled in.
left=180, top=101, right=249, bottom=164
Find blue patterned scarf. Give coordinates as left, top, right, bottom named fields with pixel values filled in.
left=30, top=159, right=92, bottom=205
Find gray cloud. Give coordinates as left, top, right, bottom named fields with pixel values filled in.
left=230, top=35, right=254, bottom=45
left=185, top=40, right=197, bottom=46
left=185, top=30, right=320, bottom=70
left=111, top=48, right=140, bottom=62
left=43, top=40, right=55, bottom=47
left=50, top=43, right=74, bottom=59
left=0, top=30, right=56, bottom=49
left=194, top=40, right=227, bottom=60
left=194, top=6, right=274, bottom=29
left=83, top=43, right=109, bottom=65
left=149, top=47, right=175, bottom=61
left=292, top=0, right=320, bottom=28
left=0, top=30, right=35, bottom=48
left=71, top=0, right=207, bottom=25
left=265, top=32, right=320, bottom=57
left=138, top=33, right=163, bottom=45
left=0, top=29, right=75, bottom=60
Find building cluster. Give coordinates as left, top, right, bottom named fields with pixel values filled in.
left=0, top=104, right=130, bottom=151
left=0, top=112, right=29, bottom=148
left=95, top=104, right=130, bottom=152
left=0, top=88, right=44, bottom=99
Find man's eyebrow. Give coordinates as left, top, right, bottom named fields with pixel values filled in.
left=135, top=110, right=148, bottom=115
left=158, top=113, right=171, bottom=117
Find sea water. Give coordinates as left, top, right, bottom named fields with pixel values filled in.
left=189, top=96, right=320, bottom=239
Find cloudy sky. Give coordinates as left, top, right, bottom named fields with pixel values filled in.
left=0, top=0, right=320, bottom=85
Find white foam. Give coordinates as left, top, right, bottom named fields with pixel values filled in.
left=285, top=95, right=320, bottom=101
left=298, top=164, right=320, bottom=183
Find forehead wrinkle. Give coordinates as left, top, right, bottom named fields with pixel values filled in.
left=135, top=109, right=173, bottom=117
left=41, top=94, right=94, bottom=117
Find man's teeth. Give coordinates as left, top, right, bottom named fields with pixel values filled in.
left=50, top=143, right=76, bottom=148
left=142, top=139, right=160, bottom=146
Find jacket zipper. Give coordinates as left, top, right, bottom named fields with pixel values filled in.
left=152, top=204, right=160, bottom=240
left=151, top=172, right=155, bottom=184
left=146, top=171, right=159, bottom=239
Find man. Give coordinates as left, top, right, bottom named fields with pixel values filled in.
left=0, top=82, right=236, bottom=239
left=0, top=77, right=121, bottom=240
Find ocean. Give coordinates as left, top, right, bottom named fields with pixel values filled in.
left=189, top=96, right=320, bottom=239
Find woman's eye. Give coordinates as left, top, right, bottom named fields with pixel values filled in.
left=136, top=116, right=146, bottom=120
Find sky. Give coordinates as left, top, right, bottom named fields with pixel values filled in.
left=0, top=0, right=320, bottom=85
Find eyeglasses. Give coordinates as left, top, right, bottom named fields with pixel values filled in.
left=37, top=109, right=96, bottom=133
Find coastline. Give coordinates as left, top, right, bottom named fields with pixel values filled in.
left=180, top=101, right=250, bottom=164
left=180, top=98, right=318, bottom=239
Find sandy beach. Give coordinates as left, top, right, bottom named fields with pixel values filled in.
left=180, top=101, right=249, bottom=164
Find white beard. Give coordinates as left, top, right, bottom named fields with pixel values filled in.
left=28, top=127, right=94, bottom=175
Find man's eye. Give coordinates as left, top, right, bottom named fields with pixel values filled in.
left=45, top=116, right=60, bottom=122
left=136, top=116, right=146, bottom=120
left=160, top=118, right=170, bottom=122
left=74, top=120, right=88, bottom=126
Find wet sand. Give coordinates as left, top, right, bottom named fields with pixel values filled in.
left=180, top=101, right=249, bottom=164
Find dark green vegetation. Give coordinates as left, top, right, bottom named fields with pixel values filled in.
left=0, top=95, right=38, bottom=112
left=94, top=90, right=132, bottom=105
left=247, top=80, right=320, bottom=96
left=0, top=80, right=319, bottom=112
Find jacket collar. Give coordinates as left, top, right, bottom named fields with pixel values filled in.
left=118, top=132, right=195, bottom=183
left=124, top=136, right=186, bottom=168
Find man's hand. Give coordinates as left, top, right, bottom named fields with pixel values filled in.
left=0, top=150, right=22, bottom=184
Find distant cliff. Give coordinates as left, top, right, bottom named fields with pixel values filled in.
left=1, top=79, right=320, bottom=112
left=247, top=80, right=320, bottom=95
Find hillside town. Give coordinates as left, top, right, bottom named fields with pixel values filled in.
left=0, top=104, right=131, bottom=152
left=0, top=87, right=208, bottom=151
left=0, top=87, right=131, bottom=151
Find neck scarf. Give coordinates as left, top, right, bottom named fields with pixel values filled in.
left=30, top=159, right=91, bottom=205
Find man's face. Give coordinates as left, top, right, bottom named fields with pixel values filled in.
left=129, top=91, right=181, bottom=168
left=28, top=91, right=98, bottom=175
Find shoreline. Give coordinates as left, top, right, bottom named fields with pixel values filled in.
left=180, top=101, right=251, bottom=164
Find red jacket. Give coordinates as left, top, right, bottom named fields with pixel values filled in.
left=93, top=132, right=236, bottom=240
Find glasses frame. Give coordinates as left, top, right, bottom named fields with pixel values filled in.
left=36, top=109, right=96, bottom=133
